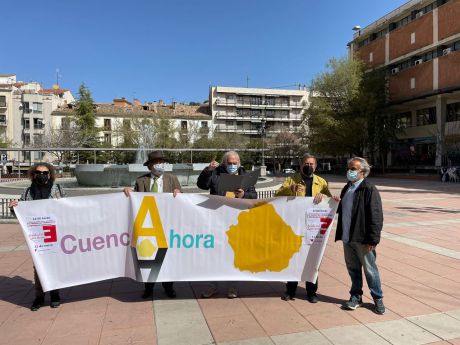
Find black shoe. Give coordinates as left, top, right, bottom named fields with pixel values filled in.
left=50, top=292, right=61, bottom=308
left=307, top=293, right=319, bottom=304
left=281, top=292, right=295, bottom=301
left=142, top=288, right=154, bottom=299
left=30, top=296, right=44, bottom=311
left=374, top=298, right=386, bottom=315
left=164, top=288, right=176, bottom=298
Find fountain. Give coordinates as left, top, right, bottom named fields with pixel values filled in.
left=75, top=125, right=209, bottom=187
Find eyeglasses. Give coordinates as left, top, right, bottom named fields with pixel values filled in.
left=35, top=171, right=49, bottom=175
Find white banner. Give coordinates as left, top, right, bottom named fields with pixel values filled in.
left=15, top=193, right=338, bottom=292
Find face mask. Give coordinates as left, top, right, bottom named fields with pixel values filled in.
left=347, top=169, right=359, bottom=182
left=302, top=165, right=314, bottom=176
left=35, top=174, right=49, bottom=185
left=226, top=164, right=238, bottom=174
left=152, top=163, right=165, bottom=174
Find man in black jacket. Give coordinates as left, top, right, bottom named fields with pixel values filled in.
left=197, top=150, right=257, bottom=298
left=335, top=157, right=385, bottom=315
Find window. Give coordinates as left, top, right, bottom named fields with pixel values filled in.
left=265, top=97, right=275, bottom=105
left=0, top=115, right=6, bottom=124
left=33, top=118, right=44, bottom=129
left=33, top=134, right=43, bottom=145
left=279, top=97, right=289, bottom=106
left=23, top=118, right=30, bottom=129
left=447, top=102, right=460, bottom=122
left=0, top=96, right=5, bottom=107
left=226, top=120, right=234, bottom=126
left=250, top=96, right=262, bottom=105
left=250, top=109, right=262, bottom=117
left=226, top=95, right=234, bottom=102
left=181, top=121, right=187, bottom=130
left=23, top=133, right=31, bottom=145
left=104, top=118, right=111, bottom=130
left=23, top=102, right=31, bottom=113
left=61, top=117, right=70, bottom=129
left=104, top=133, right=111, bottom=143
left=34, top=151, right=45, bottom=160
left=237, top=96, right=244, bottom=104
left=266, top=109, right=275, bottom=118
left=23, top=151, right=31, bottom=160
left=201, top=121, right=208, bottom=128
left=32, top=102, right=42, bottom=113
left=416, top=107, right=436, bottom=126
left=122, top=119, right=131, bottom=129
left=395, top=112, right=412, bottom=128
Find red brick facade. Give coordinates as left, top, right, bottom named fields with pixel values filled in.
left=389, top=61, right=433, bottom=101
left=356, top=37, right=386, bottom=69
left=438, top=0, right=460, bottom=40
left=389, top=14, right=433, bottom=61
left=438, top=50, right=460, bottom=89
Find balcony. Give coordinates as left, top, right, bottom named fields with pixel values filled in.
left=215, top=99, right=303, bottom=109
left=214, top=125, right=286, bottom=135
left=214, top=112, right=302, bottom=122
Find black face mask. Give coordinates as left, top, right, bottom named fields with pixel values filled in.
left=302, top=165, right=314, bottom=176
left=34, top=174, right=50, bottom=185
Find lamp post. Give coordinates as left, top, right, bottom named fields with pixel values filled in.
left=257, top=119, right=268, bottom=176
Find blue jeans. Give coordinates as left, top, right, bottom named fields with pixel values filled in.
left=343, top=242, right=383, bottom=300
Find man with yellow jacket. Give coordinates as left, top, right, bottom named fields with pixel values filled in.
left=276, top=153, right=332, bottom=303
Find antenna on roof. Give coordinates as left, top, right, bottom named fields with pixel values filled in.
left=55, top=68, right=62, bottom=89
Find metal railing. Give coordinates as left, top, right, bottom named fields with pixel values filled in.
left=257, top=190, right=276, bottom=199
left=0, top=198, right=17, bottom=219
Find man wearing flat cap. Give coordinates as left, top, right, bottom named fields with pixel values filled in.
left=124, top=150, right=181, bottom=299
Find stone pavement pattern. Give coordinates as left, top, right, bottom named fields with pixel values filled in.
left=1, top=177, right=460, bottom=345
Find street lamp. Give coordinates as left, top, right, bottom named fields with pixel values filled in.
left=257, top=119, right=269, bottom=170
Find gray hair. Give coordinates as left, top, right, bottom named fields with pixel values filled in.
left=222, top=151, right=241, bottom=167
left=300, top=153, right=317, bottom=164
left=348, top=157, right=371, bottom=177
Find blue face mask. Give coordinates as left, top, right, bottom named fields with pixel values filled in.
left=347, top=169, right=359, bottom=182
left=227, top=164, right=238, bottom=174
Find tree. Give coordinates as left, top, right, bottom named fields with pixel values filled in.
left=306, top=57, right=396, bottom=167
left=269, top=131, right=305, bottom=172
left=73, top=84, right=99, bottom=162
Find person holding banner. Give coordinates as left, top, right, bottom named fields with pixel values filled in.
left=275, top=153, right=332, bottom=303
left=123, top=150, right=181, bottom=299
left=9, top=163, right=65, bottom=311
left=197, top=150, right=257, bottom=298
left=335, top=157, right=385, bottom=315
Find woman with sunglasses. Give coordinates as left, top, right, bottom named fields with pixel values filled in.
left=9, top=163, right=66, bottom=311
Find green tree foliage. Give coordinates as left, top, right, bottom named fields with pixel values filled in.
left=306, top=57, right=396, bottom=167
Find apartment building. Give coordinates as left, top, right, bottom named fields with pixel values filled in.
left=349, top=0, right=460, bottom=168
left=51, top=98, right=211, bottom=147
left=209, top=86, right=309, bottom=137
left=0, top=74, right=75, bottom=162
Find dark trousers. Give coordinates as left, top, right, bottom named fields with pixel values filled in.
left=144, top=282, right=174, bottom=292
left=34, top=266, right=59, bottom=298
left=286, top=279, right=318, bottom=297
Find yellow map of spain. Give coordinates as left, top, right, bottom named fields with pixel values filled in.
left=226, top=203, right=302, bottom=273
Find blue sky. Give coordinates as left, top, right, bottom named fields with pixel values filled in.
left=2, top=0, right=406, bottom=103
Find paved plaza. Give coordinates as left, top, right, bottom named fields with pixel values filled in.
left=1, top=176, right=460, bottom=345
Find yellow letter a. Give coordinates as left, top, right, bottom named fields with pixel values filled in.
left=131, top=196, right=168, bottom=249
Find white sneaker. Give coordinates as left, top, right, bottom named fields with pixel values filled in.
left=201, top=284, right=218, bottom=298
left=227, top=287, right=238, bottom=299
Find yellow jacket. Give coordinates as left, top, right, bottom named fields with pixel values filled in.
left=275, top=173, right=332, bottom=197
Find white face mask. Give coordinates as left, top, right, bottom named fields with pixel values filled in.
left=152, top=163, right=165, bottom=175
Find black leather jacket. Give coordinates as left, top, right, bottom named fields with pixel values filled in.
left=197, top=165, right=257, bottom=199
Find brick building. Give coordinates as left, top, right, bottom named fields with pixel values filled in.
left=349, top=0, right=460, bottom=168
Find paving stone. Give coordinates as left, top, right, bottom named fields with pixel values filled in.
left=367, top=318, right=441, bottom=345
left=321, top=324, right=390, bottom=345
left=271, top=330, right=332, bottom=345
left=408, top=313, right=460, bottom=340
